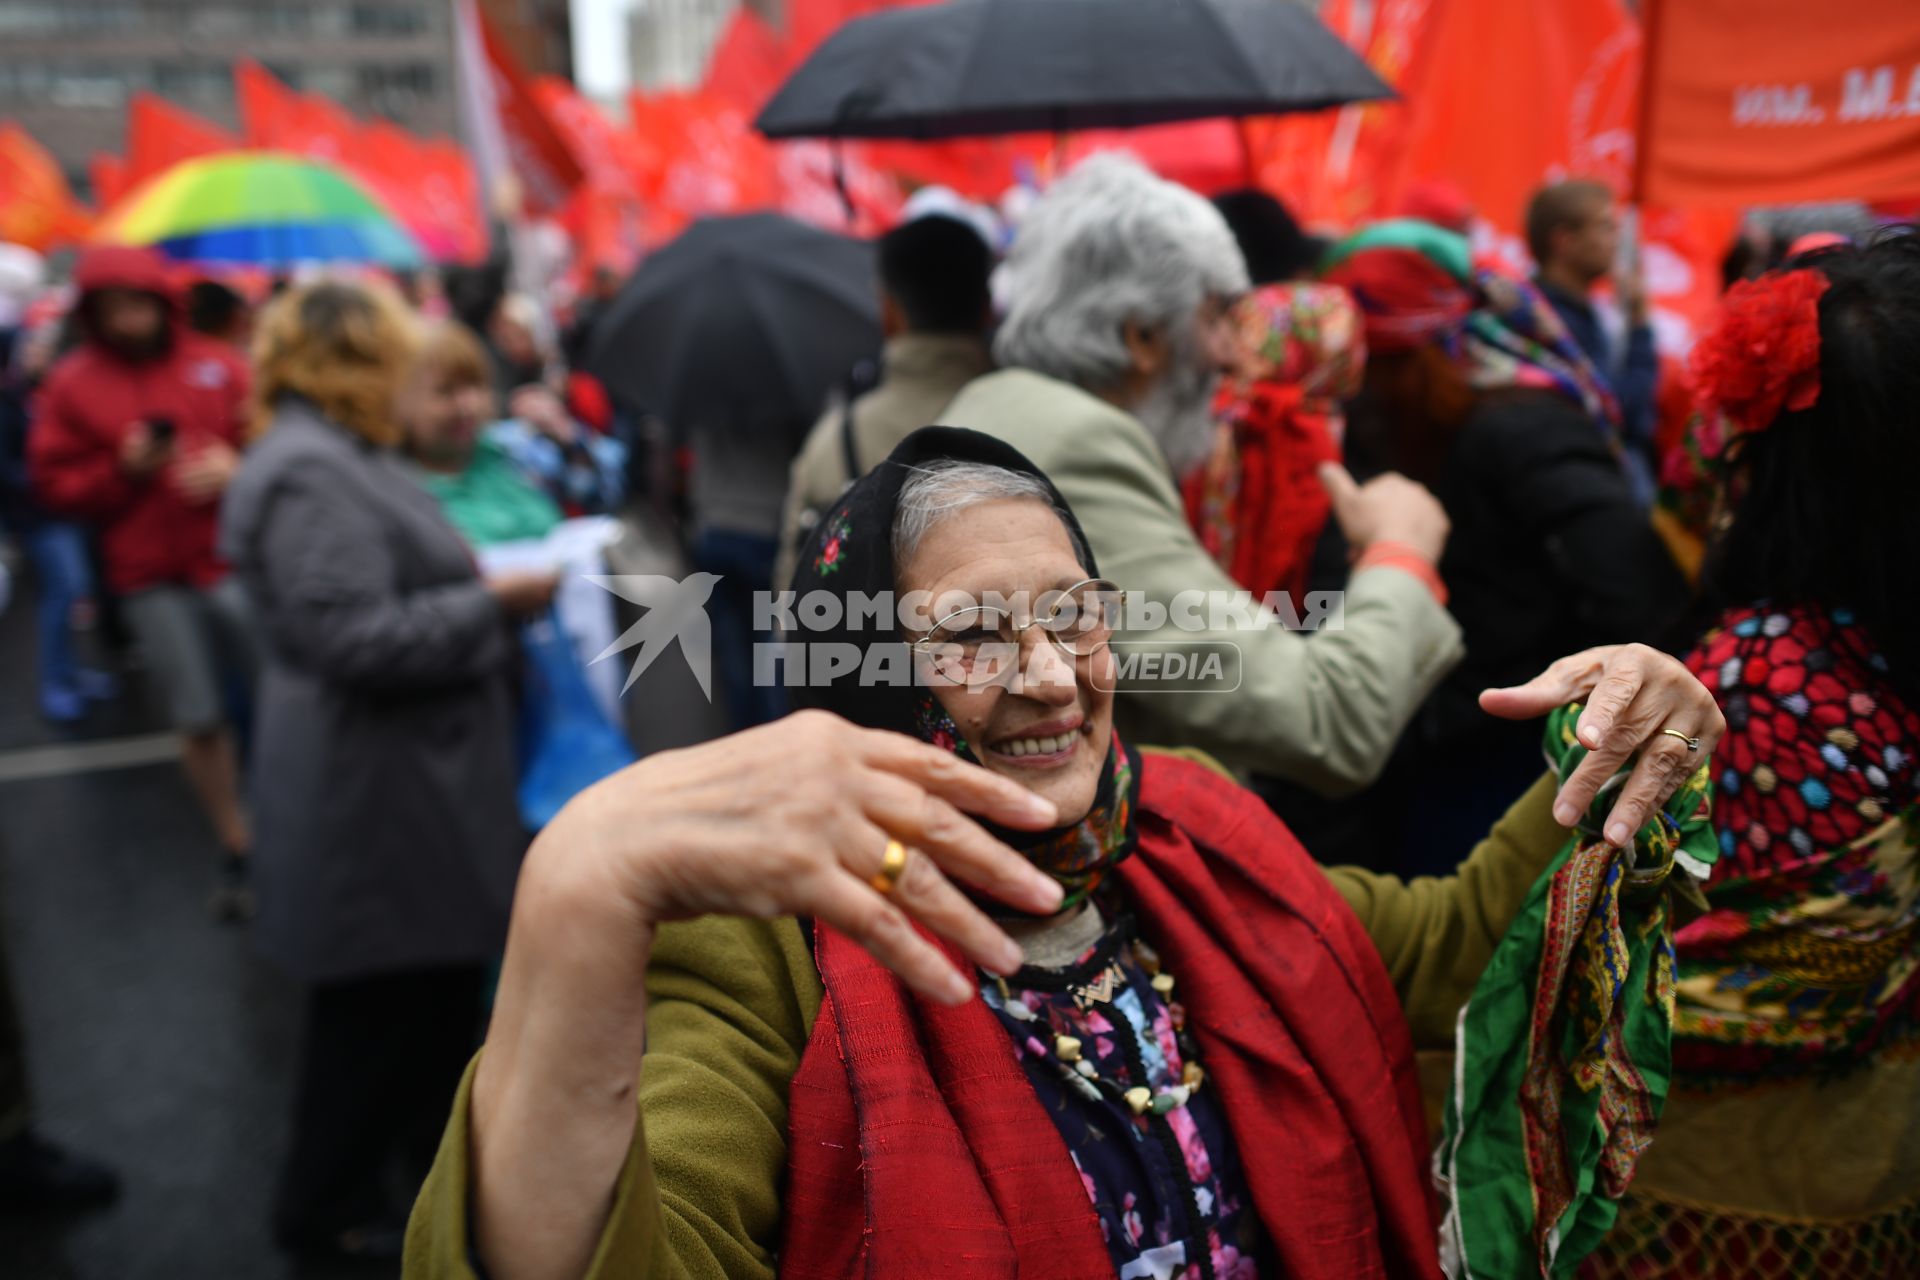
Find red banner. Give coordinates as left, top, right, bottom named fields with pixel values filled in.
left=472, top=8, right=585, bottom=214
left=1637, top=0, right=1920, bottom=206
left=235, top=59, right=353, bottom=161
left=535, top=77, right=646, bottom=276
left=703, top=8, right=794, bottom=117
left=1242, top=0, right=1730, bottom=349
left=349, top=123, right=488, bottom=264
left=0, top=124, right=91, bottom=252
left=126, top=93, right=238, bottom=188
left=90, top=153, right=129, bottom=210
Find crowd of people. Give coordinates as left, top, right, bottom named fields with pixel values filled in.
left=0, top=151, right=1913, bottom=1279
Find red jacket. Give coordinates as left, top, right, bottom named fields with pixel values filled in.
left=28, top=246, right=249, bottom=595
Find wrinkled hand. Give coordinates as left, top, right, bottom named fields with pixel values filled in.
left=486, top=570, right=561, bottom=617
left=1318, top=463, right=1451, bottom=564
left=1480, top=643, right=1725, bottom=847
left=173, top=441, right=240, bottom=504
left=546, top=710, right=1065, bottom=1002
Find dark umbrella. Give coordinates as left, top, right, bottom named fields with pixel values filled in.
left=586, top=213, right=880, bottom=429
left=755, top=0, right=1392, bottom=141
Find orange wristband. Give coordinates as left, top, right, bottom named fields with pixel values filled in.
left=1355, top=543, right=1448, bottom=607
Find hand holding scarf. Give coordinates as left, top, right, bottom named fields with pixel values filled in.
left=1438, top=703, right=1717, bottom=1280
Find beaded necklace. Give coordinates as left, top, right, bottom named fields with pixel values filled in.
left=992, top=932, right=1207, bottom=1117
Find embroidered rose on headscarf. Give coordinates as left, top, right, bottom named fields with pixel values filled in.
left=813, top=511, right=851, bottom=575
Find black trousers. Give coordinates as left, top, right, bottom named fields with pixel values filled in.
left=0, top=912, right=30, bottom=1145
left=273, top=965, right=485, bottom=1247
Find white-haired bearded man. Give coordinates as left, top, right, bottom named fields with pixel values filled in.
left=938, top=154, right=1462, bottom=796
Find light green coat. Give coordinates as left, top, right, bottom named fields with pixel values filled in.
left=936, top=368, right=1465, bottom=796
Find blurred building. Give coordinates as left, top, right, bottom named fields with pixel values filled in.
left=485, top=0, right=576, bottom=83
left=0, top=0, right=572, bottom=192
left=626, top=0, right=777, bottom=93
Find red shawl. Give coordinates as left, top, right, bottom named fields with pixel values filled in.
left=779, top=753, right=1439, bottom=1278
left=1184, top=379, right=1343, bottom=601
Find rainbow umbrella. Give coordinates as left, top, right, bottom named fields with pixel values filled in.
left=94, top=152, right=425, bottom=268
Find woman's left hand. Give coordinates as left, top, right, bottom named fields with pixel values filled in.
left=1479, top=643, right=1726, bottom=847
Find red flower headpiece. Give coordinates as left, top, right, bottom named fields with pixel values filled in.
left=1689, top=268, right=1831, bottom=453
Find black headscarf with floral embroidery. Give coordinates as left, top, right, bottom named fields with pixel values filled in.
left=788, top=426, right=1138, bottom=910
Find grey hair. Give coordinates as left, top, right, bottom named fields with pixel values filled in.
left=993, top=152, right=1249, bottom=394
left=891, top=460, right=1090, bottom=572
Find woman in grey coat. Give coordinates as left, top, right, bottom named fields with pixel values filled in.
left=221, top=282, right=556, bottom=1263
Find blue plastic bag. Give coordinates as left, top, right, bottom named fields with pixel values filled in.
left=516, top=611, right=637, bottom=830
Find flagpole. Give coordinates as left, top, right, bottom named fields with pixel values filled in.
left=1630, top=0, right=1665, bottom=209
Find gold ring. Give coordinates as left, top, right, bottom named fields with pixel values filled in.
left=1660, top=728, right=1702, bottom=753
left=870, top=839, right=909, bottom=895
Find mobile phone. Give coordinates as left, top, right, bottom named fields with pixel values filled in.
left=148, top=417, right=176, bottom=446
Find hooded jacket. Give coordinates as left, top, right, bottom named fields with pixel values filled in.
left=28, top=246, right=249, bottom=594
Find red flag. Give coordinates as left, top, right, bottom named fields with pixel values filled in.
left=774, top=140, right=902, bottom=236
left=627, top=90, right=779, bottom=244
left=234, top=59, right=355, bottom=161
left=349, top=122, right=488, bottom=264
left=533, top=77, right=644, bottom=198
left=1065, top=121, right=1257, bottom=195
left=416, top=139, right=490, bottom=264
left=235, top=59, right=302, bottom=149
left=703, top=9, right=797, bottom=116
left=701, top=1, right=1015, bottom=204
left=1637, top=0, right=1920, bottom=207
left=1249, top=0, right=1436, bottom=230
left=1245, top=0, right=1731, bottom=353
left=290, top=93, right=358, bottom=164
left=0, top=124, right=91, bottom=252
left=466, top=7, right=585, bottom=214
left=126, top=93, right=238, bottom=187
left=90, top=153, right=129, bottom=210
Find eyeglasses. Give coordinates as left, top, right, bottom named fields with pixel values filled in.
left=910, top=578, right=1122, bottom=685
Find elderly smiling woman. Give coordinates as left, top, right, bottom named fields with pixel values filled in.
left=404, top=427, right=1723, bottom=1280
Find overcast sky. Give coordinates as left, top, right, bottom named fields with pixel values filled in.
left=572, top=0, right=637, bottom=99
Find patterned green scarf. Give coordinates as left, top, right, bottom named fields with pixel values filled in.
left=1438, top=704, right=1718, bottom=1279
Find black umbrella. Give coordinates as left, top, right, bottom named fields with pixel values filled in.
left=586, top=213, right=880, bottom=429
left=755, top=0, right=1393, bottom=141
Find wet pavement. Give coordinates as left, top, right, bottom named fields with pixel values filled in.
left=0, top=514, right=728, bottom=1280
left=0, top=593, right=360, bottom=1280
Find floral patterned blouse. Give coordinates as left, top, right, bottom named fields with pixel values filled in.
left=980, top=902, right=1269, bottom=1280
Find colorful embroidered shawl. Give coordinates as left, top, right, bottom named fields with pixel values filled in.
left=1183, top=283, right=1361, bottom=601
left=1437, top=704, right=1718, bottom=1280
left=1322, top=220, right=1624, bottom=443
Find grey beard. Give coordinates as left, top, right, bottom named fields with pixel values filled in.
left=1132, top=360, right=1218, bottom=478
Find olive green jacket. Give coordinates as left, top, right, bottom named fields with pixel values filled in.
left=935, top=369, right=1464, bottom=797
left=405, top=772, right=1562, bottom=1279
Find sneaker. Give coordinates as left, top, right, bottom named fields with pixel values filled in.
left=38, top=683, right=86, bottom=724
left=208, top=853, right=256, bottom=925
left=0, top=1130, right=121, bottom=1214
